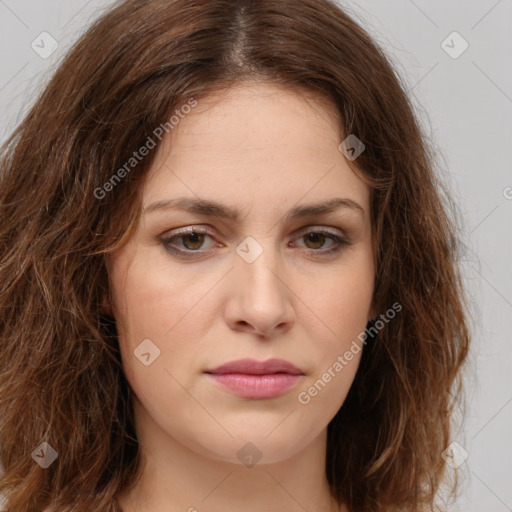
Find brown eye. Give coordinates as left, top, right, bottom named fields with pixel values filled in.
left=293, top=229, right=350, bottom=255
left=181, top=232, right=206, bottom=250
left=303, top=232, right=328, bottom=250
left=161, top=228, right=215, bottom=257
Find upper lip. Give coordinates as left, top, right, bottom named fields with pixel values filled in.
left=205, top=358, right=304, bottom=375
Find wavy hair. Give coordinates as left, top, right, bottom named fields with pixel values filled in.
left=0, top=0, right=471, bottom=510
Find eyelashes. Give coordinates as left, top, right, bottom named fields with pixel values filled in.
left=159, top=226, right=352, bottom=259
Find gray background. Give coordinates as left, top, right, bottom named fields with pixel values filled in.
left=1, top=1, right=511, bottom=510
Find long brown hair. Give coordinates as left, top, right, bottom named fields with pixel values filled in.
left=0, top=0, right=471, bottom=510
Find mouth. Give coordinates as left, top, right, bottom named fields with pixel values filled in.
left=204, top=358, right=305, bottom=399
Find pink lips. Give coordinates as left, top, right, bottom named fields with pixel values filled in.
left=205, top=358, right=304, bottom=399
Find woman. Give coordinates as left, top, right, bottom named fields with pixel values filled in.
left=0, top=0, right=470, bottom=511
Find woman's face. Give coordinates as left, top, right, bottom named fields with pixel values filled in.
left=107, top=82, right=375, bottom=465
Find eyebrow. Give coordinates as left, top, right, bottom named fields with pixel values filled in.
left=143, top=197, right=364, bottom=220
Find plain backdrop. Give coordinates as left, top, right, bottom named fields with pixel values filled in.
left=1, top=1, right=511, bottom=511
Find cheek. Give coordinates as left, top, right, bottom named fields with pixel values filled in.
left=109, top=251, right=214, bottom=395
left=300, top=250, right=374, bottom=401
left=308, top=255, right=374, bottom=339
left=295, top=268, right=372, bottom=420
left=110, top=250, right=203, bottom=344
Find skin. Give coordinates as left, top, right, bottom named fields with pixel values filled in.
left=108, top=81, right=376, bottom=512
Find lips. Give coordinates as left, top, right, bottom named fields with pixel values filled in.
left=205, top=358, right=304, bottom=376
left=204, top=358, right=304, bottom=399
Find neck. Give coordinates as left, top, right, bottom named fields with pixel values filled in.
left=115, top=396, right=347, bottom=512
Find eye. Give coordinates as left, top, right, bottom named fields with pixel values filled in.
left=159, top=226, right=352, bottom=259
left=160, top=228, right=215, bottom=256
left=291, top=228, right=351, bottom=256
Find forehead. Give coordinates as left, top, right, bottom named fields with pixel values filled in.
left=150, top=81, right=343, bottom=165
left=142, top=81, right=369, bottom=214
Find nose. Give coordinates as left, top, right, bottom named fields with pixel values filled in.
left=224, top=242, right=295, bottom=338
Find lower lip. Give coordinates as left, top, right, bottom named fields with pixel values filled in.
left=206, top=373, right=303, bottom=399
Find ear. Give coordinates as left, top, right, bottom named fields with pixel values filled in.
left=101, top=255, right=115, bottom=317
left=368, top=303, right=377, bottom=322
left=101, top=293, right=114, bottom=316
